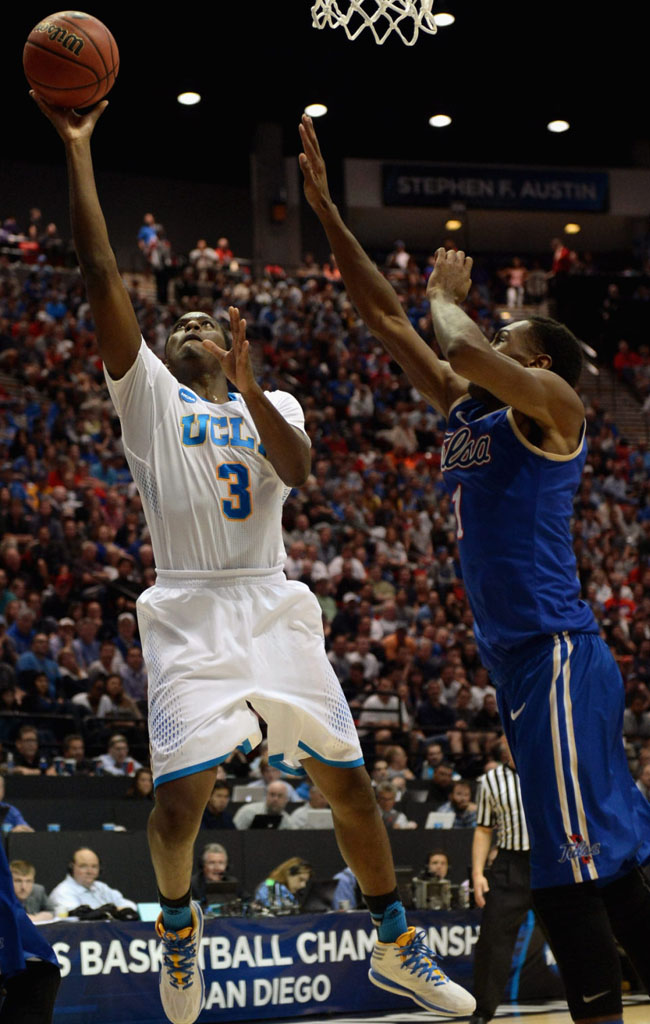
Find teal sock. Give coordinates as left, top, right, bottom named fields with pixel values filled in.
left=160, top=889, right=192, bottom=932
left=372, top=899, right=408, bottom=943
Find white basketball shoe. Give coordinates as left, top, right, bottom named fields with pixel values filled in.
left=369, top=926, right=476, bottom=1016
left=155, top=901, right=205, bottom=1024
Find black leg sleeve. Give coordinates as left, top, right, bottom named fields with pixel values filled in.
left=600, top=867, right=650, bottom=994
left=532, top=882, right=622, bottom=1021
left=0, top=961, right=61, bottom=1024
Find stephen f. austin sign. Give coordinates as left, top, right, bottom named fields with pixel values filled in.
left=383, top=165, right=609, bottom=212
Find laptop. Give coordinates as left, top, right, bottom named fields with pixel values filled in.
left=233, top=784, right=266, bottom=803
left=250, top=813, right=282, bottom=829
left=137, top=902, right=161, bottom=922
left=305, top=808, right=334, bottom=829
left=425, top=811, right=455, bottom=829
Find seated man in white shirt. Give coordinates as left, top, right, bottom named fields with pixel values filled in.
left=49, top=847, right=138, bottom=919
left=233, top=781, right=296, bottom=830
left=95, top=733, right=143, bottom=777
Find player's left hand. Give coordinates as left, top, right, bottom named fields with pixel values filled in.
left=426, top=247, right=473, bottom=304
left=299, top=114, right=333, bottom=212
left=202, top=307, right=259, bottom=397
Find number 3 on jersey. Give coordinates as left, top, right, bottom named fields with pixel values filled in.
left=217, top=463, right=252, bottom=520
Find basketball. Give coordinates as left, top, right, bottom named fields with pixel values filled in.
left=23, top=11, right=119, bottom=108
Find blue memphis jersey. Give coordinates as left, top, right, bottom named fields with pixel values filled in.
left=441, top=396, right=597, bottom=669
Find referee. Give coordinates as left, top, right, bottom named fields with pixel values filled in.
left=469, top=738, right=530, bottom=1024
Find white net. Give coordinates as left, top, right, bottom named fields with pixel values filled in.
left=311, top=0, right=437, bottom=45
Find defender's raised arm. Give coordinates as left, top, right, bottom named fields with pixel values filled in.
left=299, top=114, right=467, bottom=418
left=31, top=93, right=140, bottom=380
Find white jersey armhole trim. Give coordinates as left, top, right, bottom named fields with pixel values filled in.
left=506, top=408, right=586, bottom=462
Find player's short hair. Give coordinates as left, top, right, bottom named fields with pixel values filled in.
left=525, top=316, right=584, bottom=387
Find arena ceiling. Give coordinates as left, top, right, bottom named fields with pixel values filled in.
left=5, top=4, right=646, bottom=185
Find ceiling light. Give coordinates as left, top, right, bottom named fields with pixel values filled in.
left=547, top=119, right=569, bottom=133
left=433, top=12, right=455, bottom=26
left=429, top=114, right=452, bottom=128
left=304, top=103, right=328, bottom=118
left=445, top=219, right=462, bottom=231
left=177, top=92, right=201, bottom=106
left=564, top=223, right=581, bottom=234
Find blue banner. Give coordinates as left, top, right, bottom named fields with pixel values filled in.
left=43, top=910, right=480, bottom=1023
left=382, top=165, right=609, bottom=211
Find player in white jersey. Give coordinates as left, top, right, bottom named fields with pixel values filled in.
left=33, top=93, right=475, bottom=1024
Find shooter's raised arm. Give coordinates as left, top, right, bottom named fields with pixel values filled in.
left=31, top=93, right=141, bottom=380
left=299, top=114, right=468, bottom=417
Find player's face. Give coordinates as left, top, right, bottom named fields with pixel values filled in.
left=165, top=313, right=225, bottom=383
left=468, top=320, right=538, bottom=408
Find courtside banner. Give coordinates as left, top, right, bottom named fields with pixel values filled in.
left=43, top=910, right=480, bottom=1022
left=382, top=165, right=609, bottom=211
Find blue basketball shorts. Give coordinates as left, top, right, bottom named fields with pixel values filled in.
left=492, top=631, right=650, bottom=889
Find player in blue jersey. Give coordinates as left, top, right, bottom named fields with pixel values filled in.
left=301, top=114, right=650, bottom=1024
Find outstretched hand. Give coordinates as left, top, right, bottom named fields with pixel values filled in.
left=426, top=246, right=473, bottom=305
left=202, top=307, right=258, bottom=398
left=30, top=90, right=108, bottom=144
left=298, top=114, right=333, bottom=212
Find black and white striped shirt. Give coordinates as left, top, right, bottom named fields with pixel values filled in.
left=476, top=762, right=529, bottom=851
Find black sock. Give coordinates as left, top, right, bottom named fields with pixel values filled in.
left=159, top=887, right=192, bottom=930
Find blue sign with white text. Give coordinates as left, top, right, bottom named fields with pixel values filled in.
left=383, top=165, right=609, bottom=211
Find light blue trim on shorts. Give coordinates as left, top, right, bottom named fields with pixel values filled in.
left=268, top=754, right=308, bottom=777
left=154, top=739, right=253, bottom=790
left=297, top=741, right=365, bottom=769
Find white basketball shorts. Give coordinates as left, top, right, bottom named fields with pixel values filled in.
left=136, top=568, right=363, bottom=787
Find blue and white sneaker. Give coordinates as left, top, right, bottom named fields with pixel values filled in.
left=156, top=901, right=205, bottom=1024
left=369, top=926, right=476, bottom=1016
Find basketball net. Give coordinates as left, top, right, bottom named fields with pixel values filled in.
left=311, top=0, right=437, bottom=45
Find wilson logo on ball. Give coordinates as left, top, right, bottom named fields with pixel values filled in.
left=33, top=20, right=85, bottom=57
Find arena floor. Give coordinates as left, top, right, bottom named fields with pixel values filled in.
left=244, top=1000, right=649, bottom=1024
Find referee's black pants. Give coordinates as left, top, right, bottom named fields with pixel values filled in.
left=472, top=849, right=532, bottom=1021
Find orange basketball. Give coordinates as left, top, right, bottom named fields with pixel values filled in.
left=23, top=11, right=119, bottom=108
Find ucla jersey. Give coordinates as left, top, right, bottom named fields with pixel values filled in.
left=105, top=339, right=308, bottom=571
left=441, top=395, right=597, bottom=669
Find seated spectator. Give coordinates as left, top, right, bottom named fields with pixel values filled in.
left=95, top=733, right=143, bottom=777
left=113, top=612, right=140, bottom=660
left=58, top=733, right=95, bottom=775
left=289, top=785, right=332, bottom=828
left=191, top=842, right=238, bottom=906
left=49, top=847, right=138, bottom=917
left=419, top=740, right=446, bottom=780
left=624, top=689, right=650, bottom=742
left=0, top=776, right=33, bottom=831
left=414, top=678, right=455, bottom=737
left=11, top=725, right=48, bottom=776
left=239, top=755, right=300, bottom=802
left=125, top=766, right=154, bottom=799
left=201, top=781, right=235, bottom=829
left=119, top=646, right=148, bottom=703
left=99, top=674, right=143, bottom=723
left=427, top=761, right=456, bottom=807
left=233, top=780, right=296, bottom=830
left=254, top=857, right=312, bottom=909
left=87, top=640, right=124, bottom=684
left=332, top=866, right=360, bottom=909
left=11, top=859, right=54, bottom=921
left=385, top=744, right=415, bottom=782
left=71, top=676, right=112, bottom=718
left=375, top=781, right=417, bottom=830
left=16, top=632, right=61, bottom=696
left=57, top=645, right=89, bottom=696
left=420, top=849, right=450, bottom=880
left=636, top=763, right=650, bottom=800
left=471, top=691, right=503, bottom=747
left=71, top=617, right=100, bottom=670
left=437, top=779, right=477, bottom=828
left=358, top=677, right=402, bottom=734
left=20, top=670, right=68, bottom=716
left=7, top=606, right=36, bottom=656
